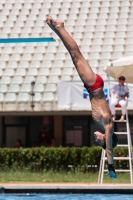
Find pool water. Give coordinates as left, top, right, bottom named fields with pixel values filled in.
left=0, top=194, right=132, bottom=200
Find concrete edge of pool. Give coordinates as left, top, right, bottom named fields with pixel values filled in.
left=0, top=183, right=133, bottom=194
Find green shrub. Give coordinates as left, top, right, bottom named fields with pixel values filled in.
left=0, top=146, right=130, bottom=172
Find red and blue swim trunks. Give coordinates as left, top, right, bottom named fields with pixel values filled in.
left=84, top=74, right=104, bottom=93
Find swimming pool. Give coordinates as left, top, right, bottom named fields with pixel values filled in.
left=0, top=194, right=132, bottom=200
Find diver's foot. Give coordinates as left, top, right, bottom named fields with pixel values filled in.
left=46, top=16, right=64, bottom=33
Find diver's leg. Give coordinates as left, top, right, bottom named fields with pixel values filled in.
left=46, top=16, right=96, bottom=86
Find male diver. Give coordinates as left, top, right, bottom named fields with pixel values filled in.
left=46, top=16, right=118, bottom=178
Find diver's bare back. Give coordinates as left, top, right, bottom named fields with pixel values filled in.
left=90, top=87, right=112, bottom=131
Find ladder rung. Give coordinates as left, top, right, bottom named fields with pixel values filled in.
left=104, top=170, right=131, bottom=172
left=103, top=157, right=130, bottom=160
left=114, top=120, right=127, bottom=122
left=114, top=132, right=128, bottom=134
left=117, top=144, right=128, bottom=147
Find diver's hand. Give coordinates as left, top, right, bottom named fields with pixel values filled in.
left=106, top=164, right=118, bottom=178
left=94, top=131, right=106, bottom=148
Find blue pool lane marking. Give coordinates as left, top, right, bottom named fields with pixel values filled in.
left=0, top=37, right=56, bottom=43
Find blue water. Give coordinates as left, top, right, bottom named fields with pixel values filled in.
left=0, top=194, right=132, bottom=200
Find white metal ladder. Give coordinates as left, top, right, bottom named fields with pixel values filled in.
left=98, top=108, right=133, bottom=184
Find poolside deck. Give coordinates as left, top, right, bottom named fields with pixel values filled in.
left=0, top=182, right=133, bottom=194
